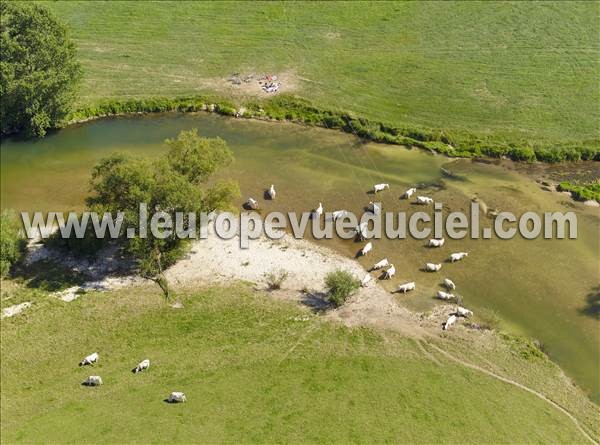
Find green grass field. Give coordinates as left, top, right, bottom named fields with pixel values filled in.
left=44, top=1, right=599, bottom=146
left=2, top=284, right=598, bottom=444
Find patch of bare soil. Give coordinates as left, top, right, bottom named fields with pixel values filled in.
left=208, top=69, right=301, bottom=98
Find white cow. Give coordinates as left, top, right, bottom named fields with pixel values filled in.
left=360, top=242, right=373, bottom=256
left=428, top=238, right=445, bottom=248
left=456, top=307, right=473, bottom=318
left=403, top=187, right=417, bottom=199
left=267, top=184, right=276, bottom=199
left=397, top=282, right=416, bottom=293
left=425, top=263, right=442, bottom=272
left=416, top=196, right=434, bottom=205
left=313, top=202, right=323, bottom=218
left=355, top=222, right=369, bottom=240
left=332, top=210, right=348, bottom=221
left=168, top=392, right=187, bottom=403
left=367, top=201, right=381, bottom=215
left=83, top=375, right=103, bottom=386
left=372, top=258, right=389, bottom=270
left=443, top=314, right=457, bottom=330
left=443, top=278, right=456, bottom=290
left=373, top=183, right=389, bottom=193
left=383, top=264, right=396, bottom=279
left=244, top=198, right=259, bottom=210
left=436, top=290, right=455, bottom=300
left=361, top=273, right=372, bottom=287
left=132, top=359, right=150, bottom=374
left=449, top=252, right=469, bottom=262
left=79, top=352, right=99, bottom=366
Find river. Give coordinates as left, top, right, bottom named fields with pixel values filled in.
left=1, top=113, right=598, bottom=402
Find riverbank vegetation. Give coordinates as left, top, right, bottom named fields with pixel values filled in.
left=557, top=180, right=600, bottom=202
left=2, top=283, right=598, bottom=443
left=0, top=210, right=25, bottom=277
left=40, top=1, right=599, bottom=162
left=67, top=95, right=600, bottom=164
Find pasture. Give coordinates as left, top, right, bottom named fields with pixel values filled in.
left=44, top=1, right=600, bottom=145
left=2, top=284, right=598, bottom=444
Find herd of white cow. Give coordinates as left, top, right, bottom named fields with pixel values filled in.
left=78, top=353, right=186, bottom=403
left=359, top=184, right=473, bottom=331
left=245, top=182, right=474, bottom=333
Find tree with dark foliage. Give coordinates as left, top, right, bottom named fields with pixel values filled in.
left=0, top=1, right=82, bottom=137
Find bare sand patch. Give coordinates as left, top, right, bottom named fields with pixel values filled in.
left=166, top=224, right=424, bottom=338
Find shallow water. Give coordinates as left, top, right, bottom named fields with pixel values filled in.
left=1, top=113, right=598, bottom=402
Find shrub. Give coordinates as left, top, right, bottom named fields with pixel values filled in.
left=0, top=210, right=26, bottom=277
left=264, top=269, right=289, bottom=290
left=324, top=269, right=360, bottom=307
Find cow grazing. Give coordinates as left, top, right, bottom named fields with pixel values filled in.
left=360, top=242, right=373, bottom=256
left=244, top=198, right=259, bottom=210
left=373, top=183, right=390, bottom=193
left=355, top=222, right=369, bottom=240
left=383, top=264, right=396, bottom=279
left=436, top=290, right=455, bottom=300
left=367, top=201, right=381, bottom=215
left=83, top=375, right=103, bottom=386
left=397, top=282, right=416, bottom=293
left=443, top=315, right=457, bottom=330
left=449, top=252, right=469, bottom=262
left=132, top=359, right=150, bottom=374
left=371, top=258, right=389, bottom=270
left=455, top=307, right=473, bottom=318
left=443, top=278, right=456, bottom=290
left=167, top=392, right=187, bottom=403
left=402, top=188, right=417, bottom=199
left=79, top=352, right=99, bottom=367
left=428, top=238, right=445, bottom=248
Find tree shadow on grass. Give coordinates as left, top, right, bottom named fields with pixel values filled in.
left=579, top=285, right=600, bottom=320
left=14, top=260, right=87, bottom=292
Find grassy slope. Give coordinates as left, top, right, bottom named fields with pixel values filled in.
left=44, top=1, right=599, bottom=145
left=2, top=285, right=597, bottom=444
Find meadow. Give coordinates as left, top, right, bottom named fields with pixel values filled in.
left=2, top=284, right=598, bottom=444
left=44, top=1, right=599, bottom=149
left=2, top=3, right=599, bottom=443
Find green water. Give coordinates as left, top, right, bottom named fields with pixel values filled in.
left=1, top=113, right=599, bottom=402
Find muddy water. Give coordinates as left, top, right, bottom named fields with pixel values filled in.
left=1, top=113, right=598, bottom=402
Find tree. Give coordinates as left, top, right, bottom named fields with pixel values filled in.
left=0, top=2, right=82, bottom=137
left=0, top=209, right=26, bottom=277
left=86, top=129, right=239, bottom=297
